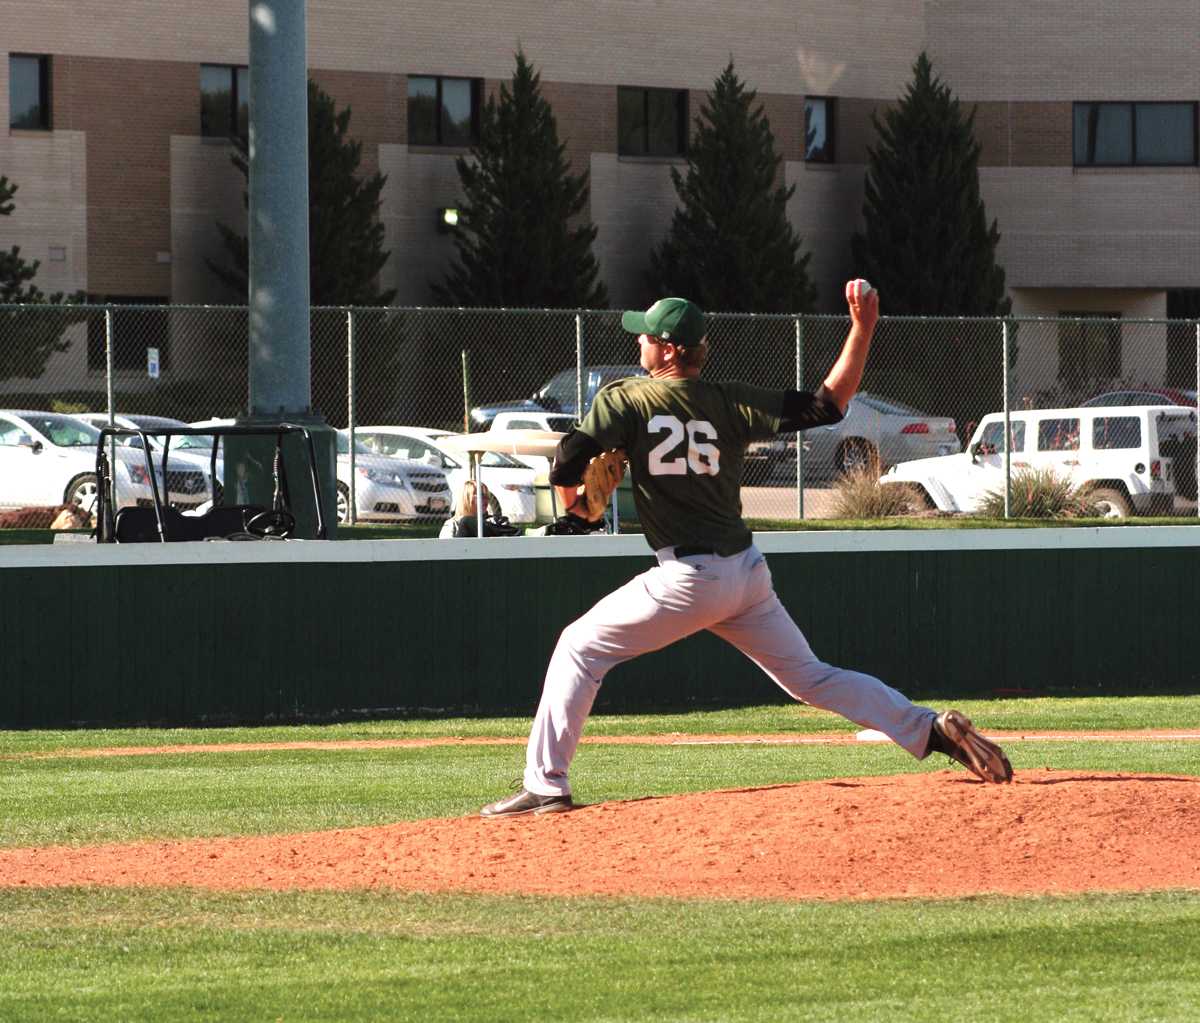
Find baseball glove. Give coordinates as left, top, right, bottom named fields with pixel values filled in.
left=578, top=448, right=626, bottom=521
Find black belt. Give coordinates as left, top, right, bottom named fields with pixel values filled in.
left=674, top=545, right=715, bottom=558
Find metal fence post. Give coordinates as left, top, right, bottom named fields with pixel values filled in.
left=346, top=308, right=357, bottom=524
left=1002, top=317, right=1011, bottom=519
left=794, top=315, right=804, bottom=520
left=461, top=346, right=471, bottom=433
left=575, top=312, right=584, bottom=426
left=105, top=306, right=116, bottom=500
left=104, top=307, right=115, bottom=423
left=1195, top=320, right=1199, bottom=520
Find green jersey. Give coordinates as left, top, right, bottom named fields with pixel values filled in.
left=578, top=376, right=785, bottom=555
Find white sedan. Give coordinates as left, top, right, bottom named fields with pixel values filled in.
left=0, top=409, right=207, bottom=516
left=187, top=419, right=452, bottom=523
left=352, top=425, right=538, bottom=523
left=335, top=430, right=452, bottom=523
left=77, top=412, right=217, bottom=502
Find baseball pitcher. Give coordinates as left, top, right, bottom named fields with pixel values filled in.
left=482, top=284, right=1012, bottom=817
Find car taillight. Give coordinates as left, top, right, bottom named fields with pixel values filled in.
left=1151, top=460, right=1161, bottom=479
left=900, top=423, right=930, bottom=434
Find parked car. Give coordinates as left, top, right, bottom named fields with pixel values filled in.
left=1080, top=387, right=1197, bottom=408
left=752, top=392, right=960, bottom=480
left=880, top=403, right=1197, bottom=517
left=486, top=410, right=577, bottom=475
left=77, top=413, right=218, bottom=496
left=468, top=364, right=646, bottom=431
left=352, top=425, right=538, bottom=523
left=189, top=419, right=452, bottom=523
left=0, top=409, right=207, bottom=516
left=334, top=429, right=451, bottom=523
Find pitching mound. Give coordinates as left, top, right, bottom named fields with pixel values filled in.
left=2, top=770, right=1198, bottom=900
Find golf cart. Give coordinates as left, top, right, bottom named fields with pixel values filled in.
left=94, top=422, right=328, bottom=542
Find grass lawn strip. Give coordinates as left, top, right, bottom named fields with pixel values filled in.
left=3, top=695, right=1200, bottom=756
left=2, top=739, right=1198, bottom=849
left=0, top=889, right=1197, bottom=1022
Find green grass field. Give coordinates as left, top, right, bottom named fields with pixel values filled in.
left=1, top=698, right=1199, bottom=1021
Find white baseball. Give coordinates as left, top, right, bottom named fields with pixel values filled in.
left=850, top=278, right=873, bottom=302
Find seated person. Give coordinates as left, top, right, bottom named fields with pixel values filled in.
left=439, top=479, right=519, bottom=538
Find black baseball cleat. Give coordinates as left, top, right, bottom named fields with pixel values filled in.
left=480, top=788, right=574, bottom=819
left=929, top=710, right=1014, bottom=783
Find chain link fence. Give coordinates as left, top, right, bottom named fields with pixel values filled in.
left=2, top=303, right=1197, bottom=522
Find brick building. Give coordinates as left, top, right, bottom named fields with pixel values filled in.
left=3, top=0, right=1198, bottom=326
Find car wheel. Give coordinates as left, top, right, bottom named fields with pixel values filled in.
left=64, top=474, right=99, bottom=518
left=336, top=482, right=350, bottom=524
left=836, top=438, right=878, bottom=475
left=1089, top=486, right=1132, bottom=519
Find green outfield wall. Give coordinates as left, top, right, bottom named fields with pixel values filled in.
left=2, top=528, right=1197, bottom=727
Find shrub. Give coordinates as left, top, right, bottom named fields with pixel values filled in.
left=831, top=467, right=930, bottom=519
left=978, top=467, right=1099, bottom=518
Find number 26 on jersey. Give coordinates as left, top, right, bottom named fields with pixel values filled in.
left=647, top=415, right=720, bottom=476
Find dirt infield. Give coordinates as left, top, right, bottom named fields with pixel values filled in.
left=3, top=769, right=1199, bottom=901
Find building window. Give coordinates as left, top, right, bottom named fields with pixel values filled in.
left=1058, top=312, right=1121, bottom=392
left=805, top=97, right=835, bottom=162
left=1073, top=102, right=1198, bottom=167
left=617, top=86, right=688, bottom=157
left=407, top=76, right=481, bottom=146
left=9, top=54, right=51, bottom=130
left=201, top=64, right=249, bottom=139
left=86, top=298, right=170, bottom=373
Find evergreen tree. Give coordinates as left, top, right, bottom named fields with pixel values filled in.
left=647, top=61, right=815, bottom=313
left=434, top=50, right=607, bottom=309
left=209, top=79, right=395, bottom=307
left=849, top=53, right=1011, bottom=443
left=851, top=52, right=1008, bottom=316
left=0, top=175, right=85, bottom=381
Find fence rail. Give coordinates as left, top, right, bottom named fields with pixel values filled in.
left=2, top=303, right=1197, bottom=522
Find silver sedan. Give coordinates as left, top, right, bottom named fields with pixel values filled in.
left=750, top=392, right=961, bottom=481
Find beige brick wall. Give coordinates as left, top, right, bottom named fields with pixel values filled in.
left=55, top=56, right=195, bottom=297
left=4, top=1, right=1198, bottom=317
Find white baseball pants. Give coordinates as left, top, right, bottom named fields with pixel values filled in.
left=524, top=544, right=938, bottom=797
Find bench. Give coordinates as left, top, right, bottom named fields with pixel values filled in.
left=112, top=504, right=268, bottom=542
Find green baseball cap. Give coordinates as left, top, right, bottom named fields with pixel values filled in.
left=621, top=297, right=707, bottom=347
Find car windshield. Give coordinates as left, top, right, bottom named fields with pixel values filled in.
left=422, top=431, right=525, bottom=468
left=535, top=369, right=575, bottom=405
left=123, top=416, right=215, bottom=452
left=336, top=432, right=371, bottom=455
left=26, top=414, right=100, bottom=447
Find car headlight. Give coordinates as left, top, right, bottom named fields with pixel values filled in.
left=501, top=484, right=535, bottom=496
left=357, top=466, right=408, bottom=488
left=125, top=463, right=151, bottom=485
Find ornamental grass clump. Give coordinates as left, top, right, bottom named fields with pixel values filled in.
left=831, top=466, right=928, bottom=519
left=979, top=467, right=1099, bottom=518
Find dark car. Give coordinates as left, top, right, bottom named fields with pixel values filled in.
left=469, top=364, right=645, bottom=431
left=1081, top=387, right=1197, bottom=408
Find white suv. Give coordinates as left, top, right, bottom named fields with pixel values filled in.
left=881, top=404, right=1197, bottom=517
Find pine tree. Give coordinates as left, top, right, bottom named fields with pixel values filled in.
left=434, top=50, right=607, bottom=309
left=209, top=79, right=395, bottom=307
left=849, top=53, right=1011, bottom=443
left=850, top=52, right=1008, bottom=316
left=647, top=61, right=815, bottom=314
left=0, top=175, right=85, bottom=381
